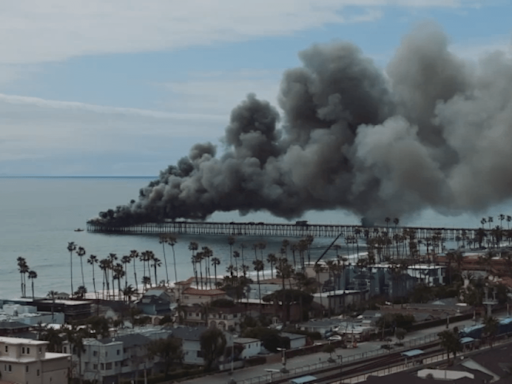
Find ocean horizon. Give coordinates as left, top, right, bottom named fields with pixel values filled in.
left=1, top=176, right=510, bottom=300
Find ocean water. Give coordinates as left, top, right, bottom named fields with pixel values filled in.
left=0, top=177, right=509, bottom=300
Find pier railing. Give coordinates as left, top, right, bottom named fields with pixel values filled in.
left=87, top=221, right=481, bottom=240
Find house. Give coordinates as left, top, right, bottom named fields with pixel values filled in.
left=0, top=321, right=31, bottom=337
left=171, top=326, right=233, bottom=366
left=280, top=332, right=307, bottom=349
left=65, top=328, right=173, bottom=384
left=0, top=336, right=70, bottom=384
left=0, top=304, right=65, bottom=325
left=181, top=288, right=230, bottom=305
left=234, top=337, right=261, bottom=359
left=136, top=288, right=174, bottom=316
left=312, top=290, right=368, bottom=313
left=182, top=304, right=247, bottom=331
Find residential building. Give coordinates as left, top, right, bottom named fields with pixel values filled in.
left=171, top=326, right=233, bottom=366
left=312, top=290, right=368, bottom=313
left=181, top=288, right=230, bottom=305
left=136, top=288, right=173, bottom=315
left=280, top=332, right=306, bottom=349
left=234, top=337, right=261, bottom=359
left=65, top=326, right=173, bottom=384
left=0, top=336, right=70, bottom=384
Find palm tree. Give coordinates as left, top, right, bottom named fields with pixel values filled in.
left=385, top=217, right=390, bottom=228
left=17, top=257, right=29, bottom=298
left=439, top=330, right=462, bottom=364
left=76, top=246, right=87, bottom=289
left=47, top=290, right=58, bottom=321
left=202, top=247, right=213, bottom=288
left=488, top=216, right=493, bottom=229
left=121, top=255, right=131, bottom=289
left=67, top=242, right=77, bottom=296
left=189, top=242, right=199, bottom=286
left=195, top=252, right=204, bottom=289
left=108, top=253, right=118, bottom=296
left=130, top=250, right=139, bottom=291
left=393, top=218, right=399, bottom=227
left=28, top=270, right=37, bottom=299
left=87, top=255, right=98, bottom=299
left=507, top=215, right=512, bottom=229
left=313, top=263, right=325, bottom=312
left=499, top=214, right=505, bottom=229
left=233, top=251, right=240, bottom=276
left=151, top=257, right=162, bottom=285
left=112, top=263, right=125, bottom=299
left=142, top=276, right=151, bottom=289
left=211, top=257, right=221, bottom=287
left=267, top=253, right=277, bottom=279
left=167, top=234, right=178, bottom=284
left=159, top=234, right=170, bottom=284
left=276, top=257, right=294, bottom=323
left=99, top=259, right=110, bottom=300
left=239, top=243, right=247, bottom=268
left=252, top=259, right=264, bottom=312
left=122, top=284, right=138, bottom=303
left=228, top=236, right=235, bottom=266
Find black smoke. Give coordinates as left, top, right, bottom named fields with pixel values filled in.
left=92, top=23, right=512, bottom=226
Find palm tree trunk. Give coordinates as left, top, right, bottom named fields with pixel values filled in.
left=80, top=258, right=85, bottom=288
left=162, top=243, right=170, bottom=283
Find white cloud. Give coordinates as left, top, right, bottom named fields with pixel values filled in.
left=0, top=93, right=228, bottom=175
left=449, top=35, right=512, bottom=60
left=162, top=70, right=281, bottom=116
left=0, top=0, right=480, bottom=64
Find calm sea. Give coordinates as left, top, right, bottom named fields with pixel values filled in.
left=0, top=177, right=508, bottom=299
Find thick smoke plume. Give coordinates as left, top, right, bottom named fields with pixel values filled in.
left=93, top=23, right=512, bottom=226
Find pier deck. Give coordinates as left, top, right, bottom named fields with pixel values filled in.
left=87, top=221, right=481, bottom=241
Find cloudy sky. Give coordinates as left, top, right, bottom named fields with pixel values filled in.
left=0, top=0, right=510, bottom=176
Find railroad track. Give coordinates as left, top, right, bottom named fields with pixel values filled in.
left=269, top=341, right=441, bottom=384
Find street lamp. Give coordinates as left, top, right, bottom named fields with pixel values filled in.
left=276, top=348, right=289, bottom=373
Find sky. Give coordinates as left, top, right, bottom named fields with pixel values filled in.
left=0, top=0, right=511, bottom=176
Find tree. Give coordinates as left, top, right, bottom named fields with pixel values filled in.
left=129, top=250, right=139, bottom=291
left=87, top=255, right=99, bottom=299
left=483, top=315, right=499, bottom=347
left=438, top=329, right=462, bottom=364
left=28, top=270, right=37, bottom=299
left=159, top=234, right=170, bottom=283
left=67, top=242, right=77, bottom=296
left=17, top=257, right=29, bottom=298
left=228, top=236, right=235, bottom=266
left=200, top=328, right=227, bottom=371
left=152, top=257, right=162, bottom=285
left=189, top=241, right=199, bottom=284
left=253, top=259, right=264, bottom=312
left=167, top=234, right=179, bottom=284
left=211, top=257, right=221, bottom=287
left=395, top=328, right=407, bottom=345
left=122, top=284, right=138, bottom=303
left=267, top=253, right=277, bottom=279
left=147, top=337, right=183, bottom=379
left=276, top=258, right=294, bottom=322
left=76, top=246, right=87, bottom=289
left=322, top=343, right=336, bottom=363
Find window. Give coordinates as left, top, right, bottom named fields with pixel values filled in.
left=4, top=346, right=7, bottom=352
left=39, top=347, right=42, bottom=353
left=93, top=351, right=97, bottom=357
left=8, top=365, right=11, bottom=372
left=93, top=364, right=98, bottom=370
left=100, top=363, right=104, bottom=370
left=63, top=347, right=67, bottom=353
left=106, top=363, right=112, bottom=370
left=27, top=347, right=30, bottom=354
left=26, top=365, right=29, bottom=372
left=117, top=349, right=120, bottom=355
left=37, top=369, right=40, bottom=376
left=22, top=347, right=25, bottom=354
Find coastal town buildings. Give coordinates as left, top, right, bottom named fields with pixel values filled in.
left=0, top=336, right=70, bottom=384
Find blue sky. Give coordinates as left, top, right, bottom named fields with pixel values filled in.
left=0, top=0, right=510, bottom=176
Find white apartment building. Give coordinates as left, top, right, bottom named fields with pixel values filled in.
left=0, top=336, right=70, bottom=384
left=65, top=327, right=173, bottom=384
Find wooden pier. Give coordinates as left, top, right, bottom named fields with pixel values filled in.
left=86, top=221, right=482, bottom=241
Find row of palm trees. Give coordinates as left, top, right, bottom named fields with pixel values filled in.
left=16, top=256, right=37, bottom=299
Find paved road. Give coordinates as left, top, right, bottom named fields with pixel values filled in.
left=181, top=314, right=501, bottom=384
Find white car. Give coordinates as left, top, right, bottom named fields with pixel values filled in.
left=328, top=335, right=342, bottom=341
